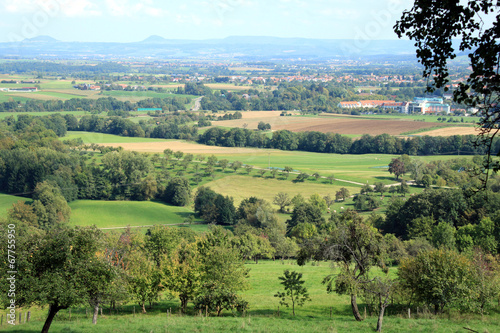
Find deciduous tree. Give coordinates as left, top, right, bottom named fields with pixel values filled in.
left=274, top=270, right=311, bottom=316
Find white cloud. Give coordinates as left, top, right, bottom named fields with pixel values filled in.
left=1, top=0, right=101, bottom=17
left=60, top=0, right=101, bottom=17
left=2, top=0, right=33, bottom=13
left=105, top=0, right=166, bottom=17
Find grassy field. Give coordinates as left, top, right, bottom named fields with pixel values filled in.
left=0, top=93, right=29, bottom=103
left=68, top=200, right=200, bottom=229
left=63, top=131, right=172, bottom=144
left=0, top=193, right=28, bottom=216
left=64, top=130, right=472, bottom=185
left=203, top=175, right=360, bottom=208
left=6, top=261, right=500, bottom=333
left=211, top=151, right=465, bottom=185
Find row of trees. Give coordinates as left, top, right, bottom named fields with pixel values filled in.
left=0, top=217, right=250, bottom=332
left=199, top=127, right=497, bottom=156
left=0, top=96, right=188, bottom=113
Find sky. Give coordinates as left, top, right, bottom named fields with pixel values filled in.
left=0, top=0, right=416, bottom=43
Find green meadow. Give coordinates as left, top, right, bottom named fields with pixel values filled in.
left=63, top=131, right=171, bottom=144
left=0, top=193, right=27, bottom=215
left=211, top=150, right=467, bottom=185
left=68, top=200, right=199, bottom=229
left=5, top=262, right=500, bottom=333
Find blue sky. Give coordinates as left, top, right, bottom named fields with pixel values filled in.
left=0, top=0, right=415, bottom=42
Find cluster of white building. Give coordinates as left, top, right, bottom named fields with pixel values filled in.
left=338, top=97, right=451, bottom=114
left=0, top=87, right=38, bottom=93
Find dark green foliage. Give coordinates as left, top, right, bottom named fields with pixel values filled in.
left=383, top=189, right=472, bottom=239
left=353, top=194, right=381, bottom=211
left=32, top=181, right=71, bottom=230
left=198, top=128, right=491, bottom=156
left=287, top=203, right=325, bottom=236
left=164, top=177, right=191, bottom=206
left=0, top=226, right=112, bottom=333
left=193, top=284, right=248, bottom=316
left=388, top=158, right=405, bottom=180
left=398, top=248, right=479, bottom=314
left=194, top=187, right=236, bottom=225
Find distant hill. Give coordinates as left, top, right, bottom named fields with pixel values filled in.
left=140, top=35, right=168, bottom=43
left=24, top=35, right=59, bottom=43
left=0, top=35, right=419, bottom=61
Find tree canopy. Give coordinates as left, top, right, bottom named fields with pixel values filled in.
left=395, top=0, right=500, bottom=184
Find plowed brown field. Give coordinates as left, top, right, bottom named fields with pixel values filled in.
left=216, top=112, right=453, bottom=135
left=274, top=118, right=450, bottom=135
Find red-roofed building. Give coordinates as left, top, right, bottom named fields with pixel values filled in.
left=338, top=101, right=361, bottom=108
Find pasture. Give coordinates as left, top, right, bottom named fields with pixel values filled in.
left=64, top=131, right=171, bottom=144
left=0, top=193, right=27, bottom=216
left=76, top=130, right=471, bottom=184
left=68, top=200, right=199, bottom=229
left=203, top=175, right=360, bottom=208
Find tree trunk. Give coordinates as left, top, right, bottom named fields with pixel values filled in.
left=180, top=295, right=188, bottom=313
left=351, top=294, right=363, bottom=321
left=92, top=303, right=99, bottom=325
left=142, top=302, right=146, bottom=314
left=376, top=305, right=386, bottom=332
left=41, top=305, right=62, bottom=333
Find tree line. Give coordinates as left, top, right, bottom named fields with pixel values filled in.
left=199, top=128, right=497, bottom=156
left=0, top=96, right=189, bottom=113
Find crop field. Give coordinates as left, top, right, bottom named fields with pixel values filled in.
left=205, top=83, right=254, bottom=91
left=210, top=111, right=469, bottom=136
left=320, top=113, right=480, bottom=124
left=103, top=141, right=270, bottom=154
left=68, top=200, right=199, bottom=229
left=417, top=126, right=480, bottom=136
left=43, top=88, right=100, bottom=98
left=150, top=84, right=185, bottom=89
left=273, top=118, right=449, bottom=135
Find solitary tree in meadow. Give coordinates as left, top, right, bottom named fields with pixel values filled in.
left=274, top=270, right=311, bottom=316
left=273, top=192, right=292, bottom=213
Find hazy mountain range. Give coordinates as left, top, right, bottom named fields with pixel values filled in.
left=0, top=35, right=419, bottom=61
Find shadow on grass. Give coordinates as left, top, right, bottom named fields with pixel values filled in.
left=174, top=211, right=194, bottom=219
left=374, top=176, right=398, bottom=182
